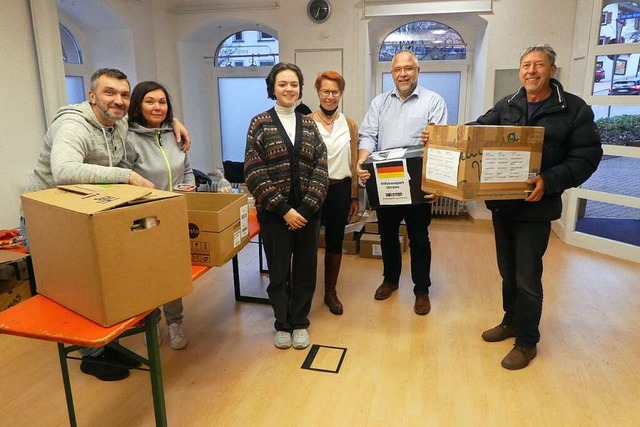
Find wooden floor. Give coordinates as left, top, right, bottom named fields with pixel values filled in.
left=2, top=218, right=640, bottom=427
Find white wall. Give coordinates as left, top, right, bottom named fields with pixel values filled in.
left=0, top=1, right=47, bottom=229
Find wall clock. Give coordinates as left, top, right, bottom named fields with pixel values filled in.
left=307, top=0, right=331, bottom=23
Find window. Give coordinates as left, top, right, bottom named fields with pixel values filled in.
left=378, top=20, right=466, bottom=62
left=233, top=32, right=244, bottom=42
left=213, top=29, right=280, bottom=161
left=59, top=23, right=87, bottom=104
left=602, top=11, right=612, bottom=25
left=216, top=30, right=279, bottom=68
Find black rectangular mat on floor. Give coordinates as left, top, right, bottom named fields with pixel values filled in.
left=301, top=344, right=347, bottom=374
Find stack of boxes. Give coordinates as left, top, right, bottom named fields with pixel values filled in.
left=0, top=251, right=31, bottom=312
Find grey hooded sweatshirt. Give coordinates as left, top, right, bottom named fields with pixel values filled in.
left=26, top=101, right=131, bottom=193
left=122, top=122, right=194, bottom=191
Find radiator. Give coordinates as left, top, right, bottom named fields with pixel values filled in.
left=432, top=196, right=465, bottom=216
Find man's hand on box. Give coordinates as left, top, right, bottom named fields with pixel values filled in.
left=424, top=193, right=438, bottom=204
left=524, top=175, right=545, bottom=202
left=357, top=162, right=370, bottom=183
left=129, top=171, right=155, bottom=189
left=421, top=129, right=430, bottom=146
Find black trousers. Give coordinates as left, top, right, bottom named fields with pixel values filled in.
left=376, top=203, right=432, bottom=295
left=492, top=214, right=551, bottom=348
left=258, top=212, right=320, bottom=332
left=321, top=179, right=352, bottom=254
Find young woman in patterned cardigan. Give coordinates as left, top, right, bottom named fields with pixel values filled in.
left=244, top=63, right=328, bottom=350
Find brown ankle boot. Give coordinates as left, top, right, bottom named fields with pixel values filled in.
left=324, top=252, right=343, bottom=315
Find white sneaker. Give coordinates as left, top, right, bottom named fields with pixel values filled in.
left=168, top=323, right=188, bottom=350
left=274, top=331, right=292, bottom=349
left=292, top=329, right=310, bottom=349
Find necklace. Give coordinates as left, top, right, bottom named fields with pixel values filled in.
left=316, top=111, right=337, bottom=126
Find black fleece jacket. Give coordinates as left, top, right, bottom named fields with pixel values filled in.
left=471, top=78, right=603, bottom=221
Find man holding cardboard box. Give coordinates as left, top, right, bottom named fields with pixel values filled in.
left=471, top=45, right=602, bottom=369
left=357, top=50, right=447, bottom=316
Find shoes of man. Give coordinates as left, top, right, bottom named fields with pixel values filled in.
left=274, top=331, right=292, bottom=349
left=80, top=351, right=130, bottom=381
left=292, top=329, right=310, bottom=349
left=481, top=324, right=517, bottom=342
left=501, top=345, right=537, bottom=370
left=103, top=346, right=142, bottom=369
left=374, top=282, right=399, bottom=300
left=168, top=322, right=188, bottom=350
left=414, top=294, right=431, bottom=315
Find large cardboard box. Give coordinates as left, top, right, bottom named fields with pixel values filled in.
left=21, top=184, right=193, bottom=326
left=363, top=145, right=427, bottom=209
left=422, top=124, right=544, bottom=200
left=185, top=193, right=250, bottom=267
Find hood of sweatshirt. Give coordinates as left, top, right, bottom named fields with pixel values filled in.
left=53, top=101, right=128, bottom=136
left=128, top=121, right=173, bottom=135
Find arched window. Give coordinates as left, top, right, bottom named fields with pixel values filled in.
left=60, top=23, right=82, bottom=64
left=379, top=20, right=466, bottom=62
left=377, top=20, right=468, bottom=124
left=215, top=30, right=279, bottom=67
left=213, top=30, right=280, bottom=162
left=59, top=23, right=86, bottom=104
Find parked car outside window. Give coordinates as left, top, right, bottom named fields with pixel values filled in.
left=608, top=78, right=640, bottom=95
left=595, top=66, right=605, bottom=82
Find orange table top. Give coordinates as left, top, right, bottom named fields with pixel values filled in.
left=0, top=265, right=214, bottom=347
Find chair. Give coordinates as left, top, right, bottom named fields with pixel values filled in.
left=222, top=161, right=245, bottom=184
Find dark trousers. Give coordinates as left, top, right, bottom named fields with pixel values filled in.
left=376, top=203, right=432, bottom=295
left=492, top=214, right=551, bottom=348
left=321, top=179, right=351, bottom=254
left=259, top=212, right=320, bottom=332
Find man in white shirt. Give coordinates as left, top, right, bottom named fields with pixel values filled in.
left=357, top=50, right=447, bottom=316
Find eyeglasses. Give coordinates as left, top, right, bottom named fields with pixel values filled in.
left=392, top=66, right=417, bottom=74
left=319, top=89, right=341, bottom=97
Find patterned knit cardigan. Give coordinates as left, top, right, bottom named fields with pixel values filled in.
left=244, top=108, right=328, bottom=220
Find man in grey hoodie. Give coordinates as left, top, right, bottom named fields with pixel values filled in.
left=23, top=68, right=189, bottom=382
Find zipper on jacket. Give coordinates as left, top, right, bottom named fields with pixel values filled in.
left=155, top=131, right=173, bottom=191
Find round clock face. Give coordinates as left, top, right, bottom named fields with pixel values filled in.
left=307, top=0, right=331, bottom=23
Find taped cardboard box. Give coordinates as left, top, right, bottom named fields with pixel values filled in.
left=363, top=145, right=427, bottom=209
left=422, top=124, right=544, bottom=200
left=185, top=193, right=250, bottom=267
left=21, top=184, right=193, bottom=327
left=359, top=233, right=404, bottom=259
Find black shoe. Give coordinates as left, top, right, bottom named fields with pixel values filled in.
left=80, top=352, right=130, bottom=381
left=104, top=346, right=142, bottom=369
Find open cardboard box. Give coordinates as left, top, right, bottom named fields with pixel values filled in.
left=21, top=184, right=193, bottom=326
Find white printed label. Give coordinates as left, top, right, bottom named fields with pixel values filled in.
left=425, top=148, right=460, bottom=187
left=481, top=150, right=531, bottom=183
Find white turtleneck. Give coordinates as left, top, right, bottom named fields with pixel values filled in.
left=275, top=103, right=296, bottom=145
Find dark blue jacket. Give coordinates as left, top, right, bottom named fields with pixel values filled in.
left=472, top=78, right=602, bottom=221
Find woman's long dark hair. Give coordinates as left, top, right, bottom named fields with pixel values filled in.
left=128, top=81, right=174, bottom=127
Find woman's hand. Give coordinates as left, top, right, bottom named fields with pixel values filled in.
left=348, top=199, right=359, bottom=218
left=284, top=208, right=308, bottom=230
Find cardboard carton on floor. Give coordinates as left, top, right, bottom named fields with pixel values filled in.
left=359, top=233, right=404, bottom=259
left=0, top=251, right=32, bottom=311
left=422, top=124, right=544, bottom=200
left=21, top=184, right=193, bottom=326
left=362, top=145, right=428, bottom=209
left=184, top=193, right=250, bottom=267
